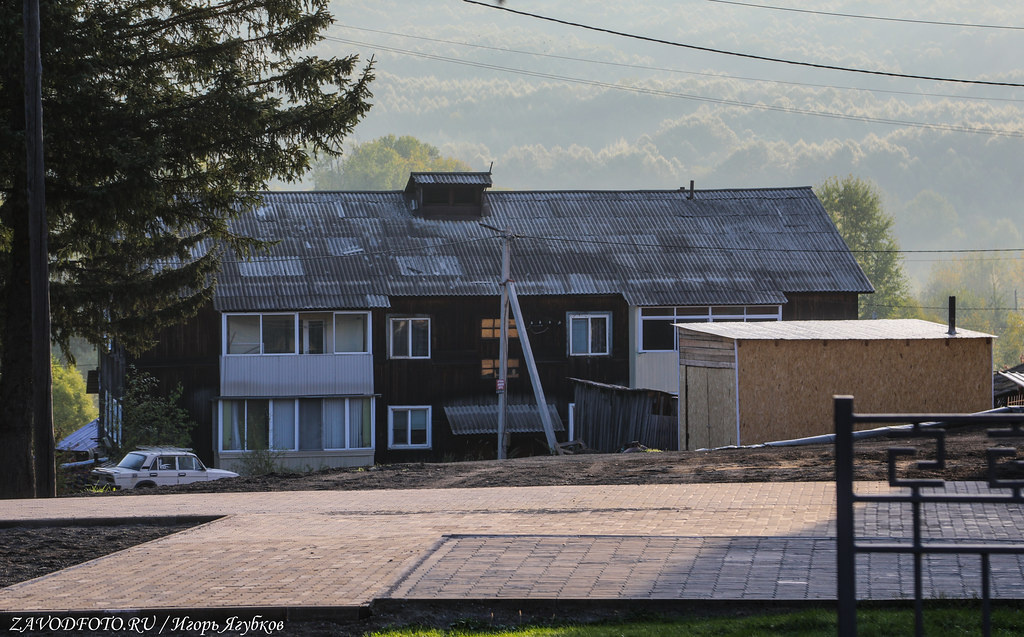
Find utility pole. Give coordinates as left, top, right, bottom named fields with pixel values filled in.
left=24, top=0, right=55, bottom=497
left=482, top=224, right=559, bottom=456
left=497, top=229, right=511, bottom=459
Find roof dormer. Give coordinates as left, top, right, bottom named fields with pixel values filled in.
left=404, top=171, right=491, bottom=219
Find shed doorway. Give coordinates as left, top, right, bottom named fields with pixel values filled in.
left=682, top=366, right=736, bottom=450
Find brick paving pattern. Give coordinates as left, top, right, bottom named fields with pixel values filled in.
left=0, top=482, right=1022, bottom=613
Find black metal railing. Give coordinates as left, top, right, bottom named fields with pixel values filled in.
left=834, top=395, right=1024, bottom=637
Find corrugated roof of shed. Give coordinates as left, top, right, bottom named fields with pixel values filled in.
left=675, top=319, right=994, bottom=341
left=214, top=185, right=872, bottom=311
left=445, top=403, right=564, bottom=435
left=407, top=172, right=493, bottom=187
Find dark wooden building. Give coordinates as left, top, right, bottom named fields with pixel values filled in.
left=102, top=172, right=872, bottom=469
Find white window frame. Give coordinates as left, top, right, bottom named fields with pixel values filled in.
left=223, top=311, right=371, bottom=356
left=334, top=311, right=372, bottom=354
left=388, top=317, right=431, bottom=359
left=219, top=398, right=270, bottom=451
left=219, top=397, right=374, bottom=452
left=321, top=397, right=375, bottom=451
left=388, top=405, right=432, bottom=449
left=638, top=305, right=782, bottom=352
left=567, top=312, right=611, bottom=356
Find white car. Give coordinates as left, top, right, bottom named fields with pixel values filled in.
left=91, top=447, right=238, bottom=490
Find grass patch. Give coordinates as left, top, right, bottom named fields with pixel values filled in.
left=367, top=606, right=1024, bottom=637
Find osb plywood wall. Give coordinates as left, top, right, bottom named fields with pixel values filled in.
left=679, top=331, right=735, bottom=368
left=736, top=337, right=992, bottom=444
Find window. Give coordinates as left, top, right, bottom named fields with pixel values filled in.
left=226, top=315, right=261, bottom=354
left=221, top=399, right=269, bottom=451
left=335, top=313, right=369, bottom=353
left=568, top=313, right=610, bottom=356
left=262, top=315, right=295, bottom=353
left=389, top=406, right=431, bottom=449
left=390, top=317, right=430, bottom=359
left=481, top=358, right=520, bottom=379
left=480, top=318, right=517, bottom=339
left=423, top=188, right=449, bottom=206
left=221, top=397, right=373, bottom=451
left=452, top=187, right=478, bottom=205
left=639, top=305, right=782, bottom=352
left=299, top=313, right=329, bottom=354
left=224, top=311, right=371, bottom=356
left=272, top=400, right=296, bottom=450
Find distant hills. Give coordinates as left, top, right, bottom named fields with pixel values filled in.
left=320, top=1, right=1024, bottom=268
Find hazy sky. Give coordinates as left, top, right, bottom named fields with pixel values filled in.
left=318, top=1, right=1023, bottom=267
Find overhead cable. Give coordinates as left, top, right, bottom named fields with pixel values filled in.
left=460, top=0, right=1024, bottom=88
left=327, top=36, right=1024, bottom=138
left=704, top=0, right=1024, bottom=30
left=334, top=25, right=1024, bottom=104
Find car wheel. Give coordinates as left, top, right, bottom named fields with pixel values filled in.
left=135, top=481, right=156, bottom=489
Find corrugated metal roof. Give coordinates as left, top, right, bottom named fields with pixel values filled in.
left=213, top=185, right=872, bottom=311
left=676, top=319, right=994, bottom=341
left=56, top=419, right=100, bottom=452
left=999, top=371, right=1024, bottom=390
left=407, top=172, right=493, bottom=187
left=445, top=403, right=564, bottom=435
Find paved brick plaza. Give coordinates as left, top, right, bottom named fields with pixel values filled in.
left=1, top=482, right=1022, bottom=613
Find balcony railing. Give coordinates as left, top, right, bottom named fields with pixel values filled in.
left=220, top=353, right=373, bottom=397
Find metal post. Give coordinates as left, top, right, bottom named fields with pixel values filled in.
left=835, top=396, right=856, bottom=637
left=497, top=234, right=511, bottom=459
left=24, top=0, right=55, bottom=497
left=507, top=282, right=558, bottom=453
left=982, top=553, right=991, bottom=637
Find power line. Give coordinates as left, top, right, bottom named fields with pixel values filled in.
left=461, top=0, right=1024, bottom=88
left=704, top=0, right=1024, bottom=30
left=327, top=36, right=1024, bottom=138
left=865, top=302, right=1024, bottom=312
left=334, top=24, right=1024, bottom=104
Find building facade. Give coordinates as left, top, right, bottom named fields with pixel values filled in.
left=103, top=172, right=872, bottom=469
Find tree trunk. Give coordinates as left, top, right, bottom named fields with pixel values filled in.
left=0, top=13, right=38, bottom=497
left=0, top=190, right=38, bottom=499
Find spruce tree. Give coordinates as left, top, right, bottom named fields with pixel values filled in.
left=0, top=0, right=373, bottom=498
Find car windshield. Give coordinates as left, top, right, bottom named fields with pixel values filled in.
left=116, top=452, right=147, bottom=470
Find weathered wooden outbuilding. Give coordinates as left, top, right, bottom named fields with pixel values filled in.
left=995, top=364, right=1024, bottom=407
left=569, top=378, right=677, bottom=452
left=676, top=319, right=994, bottom=449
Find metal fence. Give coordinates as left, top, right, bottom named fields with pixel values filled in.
left=834, top=395, right=1024, bottom=637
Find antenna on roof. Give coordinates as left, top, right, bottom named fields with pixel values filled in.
left=488, top=161, right=493, bottom=174
left=948, top=296, right=957, bottom=336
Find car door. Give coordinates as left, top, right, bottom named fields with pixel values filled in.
left=174, top=455, right=208, bottom=484
left=148, top=455, right=180, bottom=487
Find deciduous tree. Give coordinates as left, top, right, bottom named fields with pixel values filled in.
left=815, top=176, right=915, bottom=319
left=313, top=135, right=472, bottom=190
left=51, top=357, right=98, bottom=443
left=1, top=0, right=373, bottom=498
left=921, top=257, right=1024, bottom=370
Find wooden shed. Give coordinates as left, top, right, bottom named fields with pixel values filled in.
left=570, top=378, right=678, bottom=452
left=676, top=319, right=994, bottom=449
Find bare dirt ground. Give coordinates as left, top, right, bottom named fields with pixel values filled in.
left=90, top=423, right=1021, bottom=495
left=2, top=425, right=1021, bottom=634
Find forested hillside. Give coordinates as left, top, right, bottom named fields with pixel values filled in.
left=315, top=1, right=1023, bottom=361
